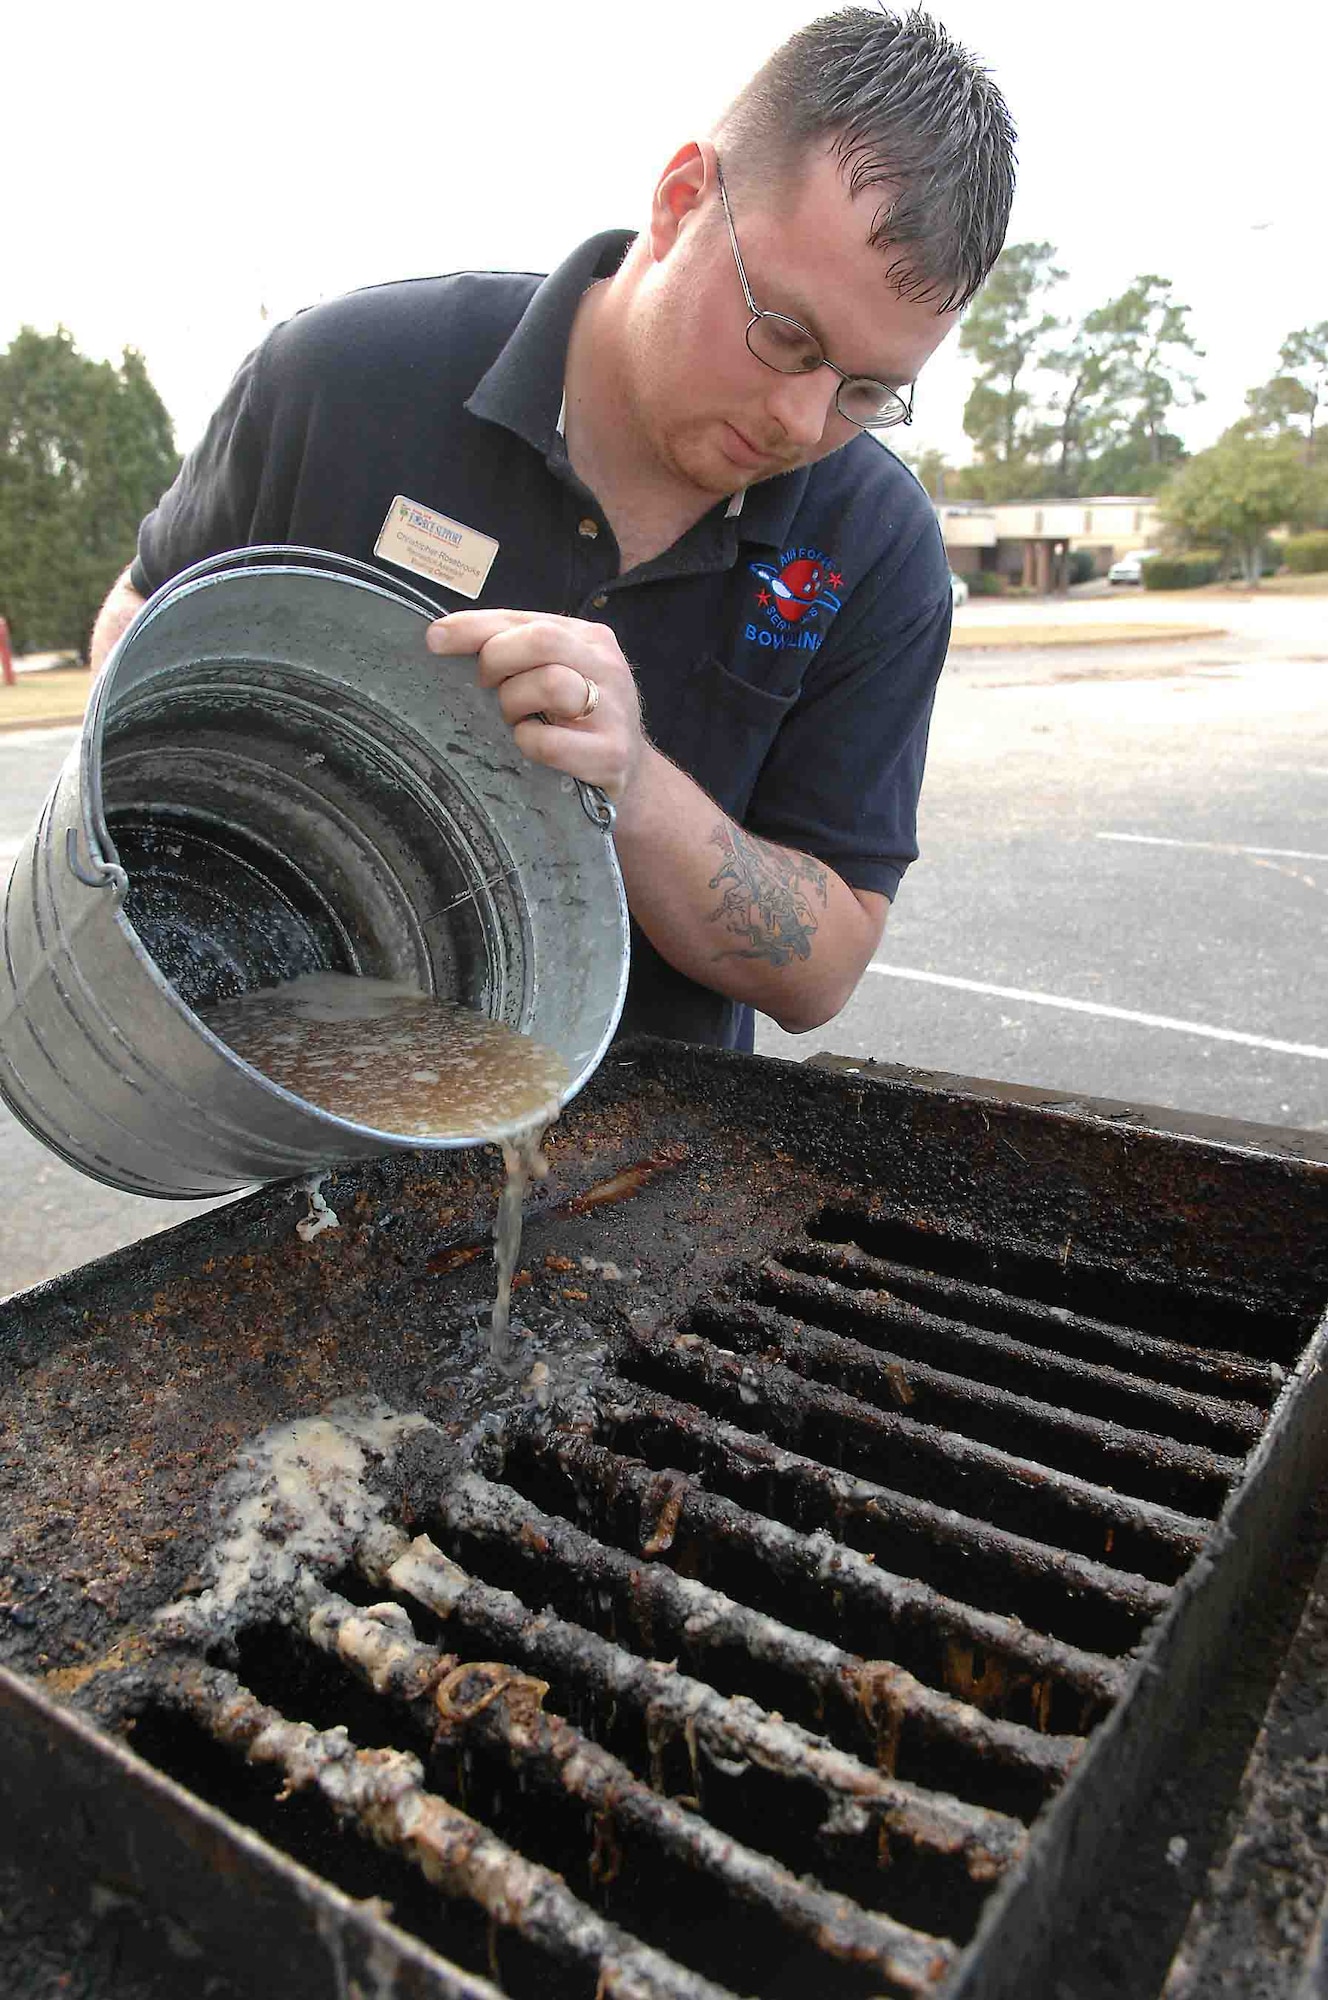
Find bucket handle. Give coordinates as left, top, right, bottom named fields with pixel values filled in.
left=66, top=828, right=128, bottom=900
left=578, top=782, right=616, bottom=832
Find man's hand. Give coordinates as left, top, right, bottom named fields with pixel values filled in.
left=426, top=609, right=645, bottom=804
left=426, top=604, right=886, bottom=1033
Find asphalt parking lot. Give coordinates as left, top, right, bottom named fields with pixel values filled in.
left=759, top=633, right=1327, bottom=1131
left=2, top=596, right=1325, bottom=1298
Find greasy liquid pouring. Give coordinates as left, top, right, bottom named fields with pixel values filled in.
left=492, top=1127, right=549, bottom=1368
left=204, top=974, right=568, bottom=1364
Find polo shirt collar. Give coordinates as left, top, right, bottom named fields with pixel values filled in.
left=466, top=230, right=633, bottom=455
left=466, top=227, right=812, bottom=552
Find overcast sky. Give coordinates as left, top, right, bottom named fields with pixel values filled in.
left=7, top=1, right=1325, bottom=468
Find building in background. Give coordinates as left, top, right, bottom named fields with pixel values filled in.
left=937, top=497, right=1162, bottom=592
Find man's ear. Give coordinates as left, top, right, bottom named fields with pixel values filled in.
left=647, top=140, right=716, bottom=261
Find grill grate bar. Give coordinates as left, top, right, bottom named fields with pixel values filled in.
left=616, top=1326, right=1213, bottom=1579
left=601, top=1380, right=1176, bottom=1645
left=160, top=1653, right=739, bottom=2000
left=684, top=1299, right=1243, bottom=1516
left=804, top=1205, right=1302, bottom=1358
left=752, top=1257, right=1268, bottom=1449
left=433, top=1462, right=1120, bottom=1732
left=304, top=1583, right=957, bottom=1997
left=785, top=1236, right=1283, bottom=1399
left=360, top=1519, right=1029, bottom=1886
left=466, top=1428, right=1084, bottom=1813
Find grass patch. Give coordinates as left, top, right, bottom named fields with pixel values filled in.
left=0, top=667, right=94, bottom=731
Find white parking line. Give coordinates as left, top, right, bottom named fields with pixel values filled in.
left=865, top=964, right=1328, bottom=1061
left=1097, top=832, right=1328, bottom=863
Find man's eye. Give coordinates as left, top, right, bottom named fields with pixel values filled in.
left=759, top=317, right=820, bottom=364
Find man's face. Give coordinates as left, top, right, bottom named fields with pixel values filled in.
left=625, top=142, right=960, bottom=499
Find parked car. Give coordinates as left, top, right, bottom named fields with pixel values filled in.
left=1107, top=548, right=1161, bottom=586
left=949, top=571, right=970, bottom=608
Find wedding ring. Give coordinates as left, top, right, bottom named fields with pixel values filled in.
left=572, top=673, right=600, bottom=721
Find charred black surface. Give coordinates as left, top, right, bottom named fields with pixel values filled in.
left=684, top=1297, right=1243, bottom=1515
left=1043, top=1490, right=1328, bottom=2000
left=749, top=1257, right=1267, bottom=1449
left=462, top=1429, right=1108, bottom=1743
left=617, top=1324, right=1211, bottom=1584
left=204, top=1617, right=912, bottom=2000
left=125, top=1700, right=540, bottom=1997
left=0, top=1041, right=1326, bottom=2000
left=803, top=1205, right=1309, bottom=1361
left=596, top=1385, right=1172, bottom=1656
left=788, top=1233, right=1282, bottom=1404
left=373, top=1517, right=1019, bottom=1941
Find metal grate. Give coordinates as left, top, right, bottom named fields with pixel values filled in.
left=71, top=1196, right=1303, bottom=2000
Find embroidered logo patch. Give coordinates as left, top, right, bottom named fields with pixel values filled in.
left=745, top=547, right=843, bottom=652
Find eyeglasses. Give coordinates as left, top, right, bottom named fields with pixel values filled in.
left=715, top=159, right=915, bottom=433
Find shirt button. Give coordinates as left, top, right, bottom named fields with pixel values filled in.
left=578, top=517, right=599, bottom=539
left=591, top=593, right=608, bottom=610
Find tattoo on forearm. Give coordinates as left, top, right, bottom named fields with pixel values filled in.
left=706, top=823, right=829, bottom=967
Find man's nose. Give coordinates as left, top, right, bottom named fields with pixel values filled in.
left=765, top=365, right=841, bottom=447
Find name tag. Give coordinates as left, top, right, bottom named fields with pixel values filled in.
left=374, top=495, right=499, bottom=601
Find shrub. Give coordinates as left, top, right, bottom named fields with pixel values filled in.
left=1066, top=550, right=1096, bottom=585
left=966, top=570, right=1005, bottom=596
left=1283, top=532, right=1328, bottom=574
left=1141, top=554, right=1222, bottom=590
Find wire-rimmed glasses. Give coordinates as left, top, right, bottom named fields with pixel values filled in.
left=714, top=158, right=914, bottom=432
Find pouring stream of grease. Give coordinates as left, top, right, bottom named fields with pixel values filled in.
left=204, top=973, right=568, bottom=1363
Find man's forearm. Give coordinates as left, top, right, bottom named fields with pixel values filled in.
left=424, top=605, right=887, bottom=1029
left=89, top=568, right=147, bottom=671
left=612, top=745, right=886, bottom=1033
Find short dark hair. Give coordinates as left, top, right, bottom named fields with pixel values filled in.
left=715, top=7, right=1016, bottom=314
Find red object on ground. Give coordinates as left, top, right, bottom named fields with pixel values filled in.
left=0, top=617, right=13, bottom=688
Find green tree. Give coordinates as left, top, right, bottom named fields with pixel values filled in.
left=947, top=454, right=1049, bottom=504
left=1159, top=430, right=1323, bottom=583
left=894, top=444, right=954, bottom=500
left=1078, top=275, right=1204, bottom=471
left=1040, top=328, right=1126, bottom=495
left=959, top=242, right=1065, bottom=473
left=1078, top=428, right=1187, bottom=497
left=0, top=327, right=178, bottom=656
left=1244, top=323, right=1327, bottom=464
left=956, top=258, right=1201, bottom=499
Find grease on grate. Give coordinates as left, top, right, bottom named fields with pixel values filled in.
left=135, top=1397, right=975, bottom=1997
left=157, top=1396, right=434, bottom=1645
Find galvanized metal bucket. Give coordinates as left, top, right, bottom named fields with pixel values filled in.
left=0, top=548, right=629, bottom=1197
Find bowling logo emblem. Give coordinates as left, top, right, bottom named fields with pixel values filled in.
left=746, top=548, right=843, bottom=652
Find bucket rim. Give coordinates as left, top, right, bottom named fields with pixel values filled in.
left=72, top=547, right=630, bottom=1155
left=81, top=547, right=448, bottom=876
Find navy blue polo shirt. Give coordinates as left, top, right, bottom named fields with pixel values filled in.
left=133, top=231, right=952, bottom=1050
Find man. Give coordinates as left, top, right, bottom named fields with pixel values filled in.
left=90, top=9, right=1015, bottom=1051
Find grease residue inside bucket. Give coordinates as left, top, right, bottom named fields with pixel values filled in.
left=202, top=973, right=568, bottom=1141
